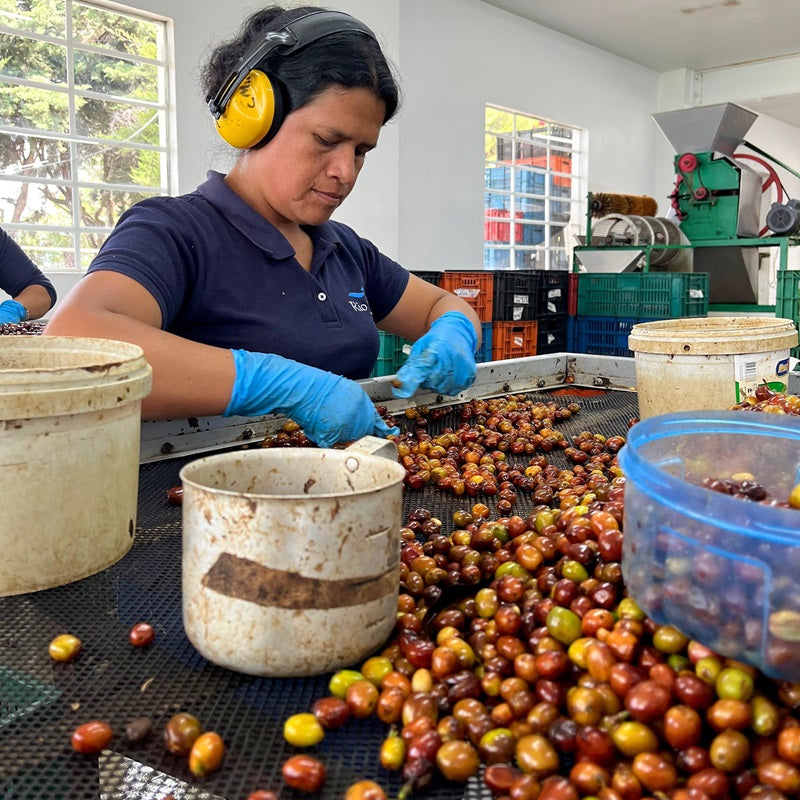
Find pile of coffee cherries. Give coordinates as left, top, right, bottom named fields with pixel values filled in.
left=270, top=394, right=800, bottom=800
left=0, top=320, right=45, bottom=335
left=730, top=384, right=800, bottom=416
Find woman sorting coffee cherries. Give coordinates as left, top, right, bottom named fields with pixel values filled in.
left=47, top=5, right=480, bottom=447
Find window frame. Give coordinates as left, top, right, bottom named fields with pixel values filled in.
left=485, top=105, right=587, bottom=271
left=0, top=0, right=176, bottom=274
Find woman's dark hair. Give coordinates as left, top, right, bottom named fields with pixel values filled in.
left=201, top=5, right=400, bottom=128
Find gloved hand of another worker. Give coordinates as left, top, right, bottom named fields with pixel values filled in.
left=224, top=349, right=399, bottom=448
left=392, top=311, right=478, bottom=398
left=0, top=300, right=27, bottom=325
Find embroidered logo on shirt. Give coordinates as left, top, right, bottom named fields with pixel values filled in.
left=348, top=286, right=368, bottom=311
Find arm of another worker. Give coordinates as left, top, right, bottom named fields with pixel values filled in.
left=0, top=229, right=57, bottom=323
left=378, top=274, right=482, bottom=397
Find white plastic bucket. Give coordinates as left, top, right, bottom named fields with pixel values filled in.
left=180, top=436, right=406, bottom=677
left=0, top=336, right=152, bottom=595
left=628, top=317, right=797, bottom=419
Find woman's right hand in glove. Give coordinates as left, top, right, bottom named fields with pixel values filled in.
left=224, top=349, right=398, bottom=448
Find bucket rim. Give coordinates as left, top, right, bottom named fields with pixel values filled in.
left=179, top=445, right=407, bottom=499
left=0, top=335, right=148, bottom=377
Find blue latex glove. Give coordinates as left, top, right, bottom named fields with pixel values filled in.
left=392, top=311, right=478, bottom=398
left=224, top=349, right=399, bottom=448
left=0, top=299, right=27, bottom=325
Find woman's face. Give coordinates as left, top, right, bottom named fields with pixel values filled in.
left=253, top=85, right=386, bottom=227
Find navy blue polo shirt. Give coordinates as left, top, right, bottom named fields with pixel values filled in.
left=87, top=171, right=410, bottom=379
left=1, top=228, right=57, bottom=305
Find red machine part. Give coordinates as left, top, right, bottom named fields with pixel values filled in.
left=733, top=152, right=785, bottom=235
left=677, top=153, right=698, bottom=172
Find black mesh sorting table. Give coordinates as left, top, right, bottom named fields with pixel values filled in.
left=0, top=388, right=638, bottom=800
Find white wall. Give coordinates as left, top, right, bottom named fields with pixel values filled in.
left=393, top=0, right=661, bottom=270
left=94, top=0, right=662, bottom=270
left=25, top=0, right=800, bottom=311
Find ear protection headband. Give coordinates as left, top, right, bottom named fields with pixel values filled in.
left=207, top=10, right=377, bottom=150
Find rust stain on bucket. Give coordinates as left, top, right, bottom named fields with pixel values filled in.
left=202, top=552, right=397, bottom=609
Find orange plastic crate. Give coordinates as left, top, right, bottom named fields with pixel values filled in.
left=491, top=321, right=538, bottom=360
left=440, top=271, right=494, bottom=323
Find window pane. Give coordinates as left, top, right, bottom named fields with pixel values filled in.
left=515, top=167, right=544, bottom=196
left=0, top=0, right=66, bottom=37
left=485, top=209, right=512, bottom=244
left=78, top=143, right=163, bottom=188
left=485, top=108, right=513, bottom=135
left=0, top=134, right=72, bottom=180
left=72, top=2, right=159, bottom=59
left=550, top=199, right=572, bottom=222
left=518, top=199, right=544, bottom=220
left=73, top=49, right=161, bottom=102
left=79, top=186, right=155, bottom=227
left=0, top=32, right=67, bottom=84
left=0, top=85, right=70, bottom=132
left=514, top=250, right=538, bottom=269
left=517, top=221, right=544, bottom=245
left=15, top=229, right=76, bottom=270
left=484, top=133, right=498, bottom=164
left=0, top=179, right=72, bottom=224
left=484, top=247, right=510, bottom=270
left=76, top=97, right=161, bottom=143
left=79, top=231, right=104, bottom=269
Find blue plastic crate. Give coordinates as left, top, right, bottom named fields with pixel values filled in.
left=574, top=316, right=659, bottom=357
left=485, top=166, right=511, bottom=190
left=477, top=322, right=493, bottom=363
left=566, top=315, right=577, bottom=352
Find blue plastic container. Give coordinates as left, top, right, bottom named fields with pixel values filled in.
left=618, top=410, right=800, bottom=680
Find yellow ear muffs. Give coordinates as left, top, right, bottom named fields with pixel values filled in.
left=214, top=70, right=282, bottom=149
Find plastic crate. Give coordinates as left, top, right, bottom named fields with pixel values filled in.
left=491, top=321, right=538, bottom=360
left=370, top=331, right=405, bottom=377
left=566, top=315, right=577, bottom=352
left=492, top=270, right=538, bottom=321
left=409, top=270, right=441, bottom=286
left=535, top=270, right=570, bottom=317
left=568, top=273, right=579, bottom=316
left=776, top=269, right=800, bottom=359
left=576, top=272, right=709, bottom=318
left=440, top=271, right=494, bottom=322
left=574, top=316, right=659, bottom=357
left=477, top=322, right=493, bottom=363
left=536, top=314, right=569, bottom=354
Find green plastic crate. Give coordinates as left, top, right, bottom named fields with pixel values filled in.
left=576, top=272, right=709, bottom=318
left=370, top=331, right=406, bottom=378
left=776, top=270, right=800, bottom=360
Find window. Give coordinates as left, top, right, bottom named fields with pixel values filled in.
left=485, top=106, right=584, bottom=271
left=0, top=0, right=173, bottom=272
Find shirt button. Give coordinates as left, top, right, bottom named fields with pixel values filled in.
left=317, top=292, right=327, bottom=301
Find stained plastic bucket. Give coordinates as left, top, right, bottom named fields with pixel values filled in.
left=628, top=317, right=797, bottom=418
left=180, top=436, right=405, bottom=677
left=0, top=336, right=152, bottom=596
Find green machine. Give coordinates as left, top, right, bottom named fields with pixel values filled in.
left=652, top=103, right=765, bottom=304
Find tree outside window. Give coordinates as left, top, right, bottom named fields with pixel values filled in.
left=0, top=0, right=173, bottom=271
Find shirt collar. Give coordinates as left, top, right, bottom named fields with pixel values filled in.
left=197, top=171, right=341, bottom=261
